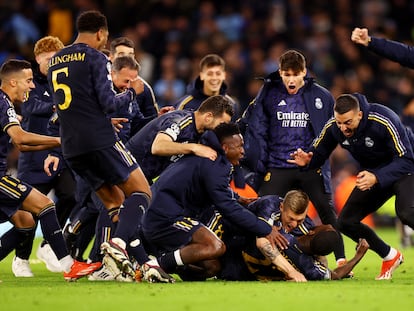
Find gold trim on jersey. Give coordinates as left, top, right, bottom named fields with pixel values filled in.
left=368, top=113, right=405, bottom=156
left=114, top=141, right=136, bottom=166
left=312, top=118, right=335, bottom=148
left=176, top=96, right=194, bottom=110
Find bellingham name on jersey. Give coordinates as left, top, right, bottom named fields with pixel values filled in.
left=49, top=53, right=86, bottom=66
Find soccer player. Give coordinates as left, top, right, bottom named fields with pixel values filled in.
left=239, top=49, right=348, bottom=268
left=11, top=35, right=76, bottom=277
left=288, top=93, right=413, bottom=280
left=109, top=36, right=174, bottom=132
left=125, top=94, right=233, bottom=183
left=215, top=192, right=365, bottom=281
left=46, top=10, right=163, bottom=280
left=175, top=53, right=240, bottom=120
left=256, top=226, right=370, bottom=281
left=0, top=59, right=101, bottom=281
left=141, top=123, right=304, bottom=281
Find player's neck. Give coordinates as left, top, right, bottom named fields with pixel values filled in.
left=0, top=86, right=14, bottom=102
left=73, top=34, right=100, bottom=50
left=193, top=111, right=203, bottom=133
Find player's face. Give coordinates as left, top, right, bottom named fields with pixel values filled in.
left=36, top=51, right=59, bottom=76
left=112, top=45, right=135, bottom=60
left=15, top=69, right=35, bottom=103
left=223, top=134, right=244, bottom=165
left=280, top=203, right=307, bottom=233
left=279, top=68, right=306, bottom=95
left=334, top=109, right=362, bottom=138
left=111, top=67, right=139, bottom=91
left=200, top=65, right=226, bottom=96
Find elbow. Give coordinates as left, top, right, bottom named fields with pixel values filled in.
left=151, top=143, right=162, bottom=155
left=12, top=141, right=28, bottom=152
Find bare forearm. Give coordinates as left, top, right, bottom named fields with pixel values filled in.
left=331, top=254, right=364, bottom=280
left=257, top=238, right=297, bottom=275
left=14, top=132, right=60, bottom=151
left=151, top=141, right=197, bottom=156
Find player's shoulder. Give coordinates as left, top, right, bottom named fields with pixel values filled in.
left=52, top=43, right=107, bottom=63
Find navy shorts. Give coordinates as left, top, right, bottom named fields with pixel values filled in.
left=0, top=175, right=32, bottom=223
left=143, top=216, right=204, bottom=254
left=67, top=141, right=139, bottom=191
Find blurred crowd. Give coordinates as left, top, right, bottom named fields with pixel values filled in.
left=1, top=0, right=414, bottom=224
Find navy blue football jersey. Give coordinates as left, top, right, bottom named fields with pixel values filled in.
left=126, top=110, right=200, bottom=181
left=0, top=90, right=20, bottom=175
left=47, top=43, right=135, bottom=158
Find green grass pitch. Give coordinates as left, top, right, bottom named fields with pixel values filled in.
left=1, top=228, right=413, bottom=311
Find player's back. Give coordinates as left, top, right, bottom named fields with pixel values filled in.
left=48, top=43, right=118, bottom=158
left=126, top=110, right=198, bottom=181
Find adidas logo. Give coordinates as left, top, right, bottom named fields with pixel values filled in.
left=278, top=100, right=287, bottom=106
left=342, top=139, right=350, bottom=145
left=95, top=270, right=112, bottom=278
left=43, top=91, right=50, bottom=96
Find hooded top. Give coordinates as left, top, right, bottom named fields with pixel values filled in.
left=174, top=76, right=240, bottom=120
left=239, top=71, right=334, bottom=191
left=309, top=93, right=414, bottom=188
left=142, top=130, right=272, bottom=238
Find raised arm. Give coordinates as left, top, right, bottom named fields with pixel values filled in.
left=351, top=27, right=370, bottom=47
left=330, top=239, right=369, bottom=280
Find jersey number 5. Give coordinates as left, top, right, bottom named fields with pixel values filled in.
left=51, top=67, right=72, bottom=110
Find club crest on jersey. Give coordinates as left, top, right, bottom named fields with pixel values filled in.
left=315, top=98, right=323, bottom=109
left=165, top=122, right=181, bottom=140
left=7, top=108, right=18, bottom=123
left=18, top=184, right=27, bottom=192
left=365, top=137, right=374, bottom=147
left=264, top=172, right=271, bottom=182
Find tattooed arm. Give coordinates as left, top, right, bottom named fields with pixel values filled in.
left=256, top=237, right=307, bottom=282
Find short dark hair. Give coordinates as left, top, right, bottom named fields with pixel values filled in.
left=283, top=190, right=309, bottom=214
left=296, top=224, right=339, bottom=256
left=334, top=94, right=360, bottom=114
left=76, top=10, right=108, bottom=33
left=199, top=54, right=225, bottom=71
left=197, top=95, right=234, bottom=118
left=309, top=229, right=340, bottom=256
left=279, top=50, right=306, bottom=73
left=213, top=122, right=240, bottom=143
left=110, top=37, right=134, bottom=54
left=0, top=59, right=31, bottom=81
left=112, top=56, right=140, bottom=73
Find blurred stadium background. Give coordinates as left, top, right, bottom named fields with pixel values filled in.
left=1, top=0, right=414, bottom=243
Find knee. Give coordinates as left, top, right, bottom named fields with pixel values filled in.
left=396, top=207, right=414, bottom=227
left=210, top=239, right=226, bottom=258
left=11, top=210, right=36, bottom=228
left=337, top=217, right=349, bottom=233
